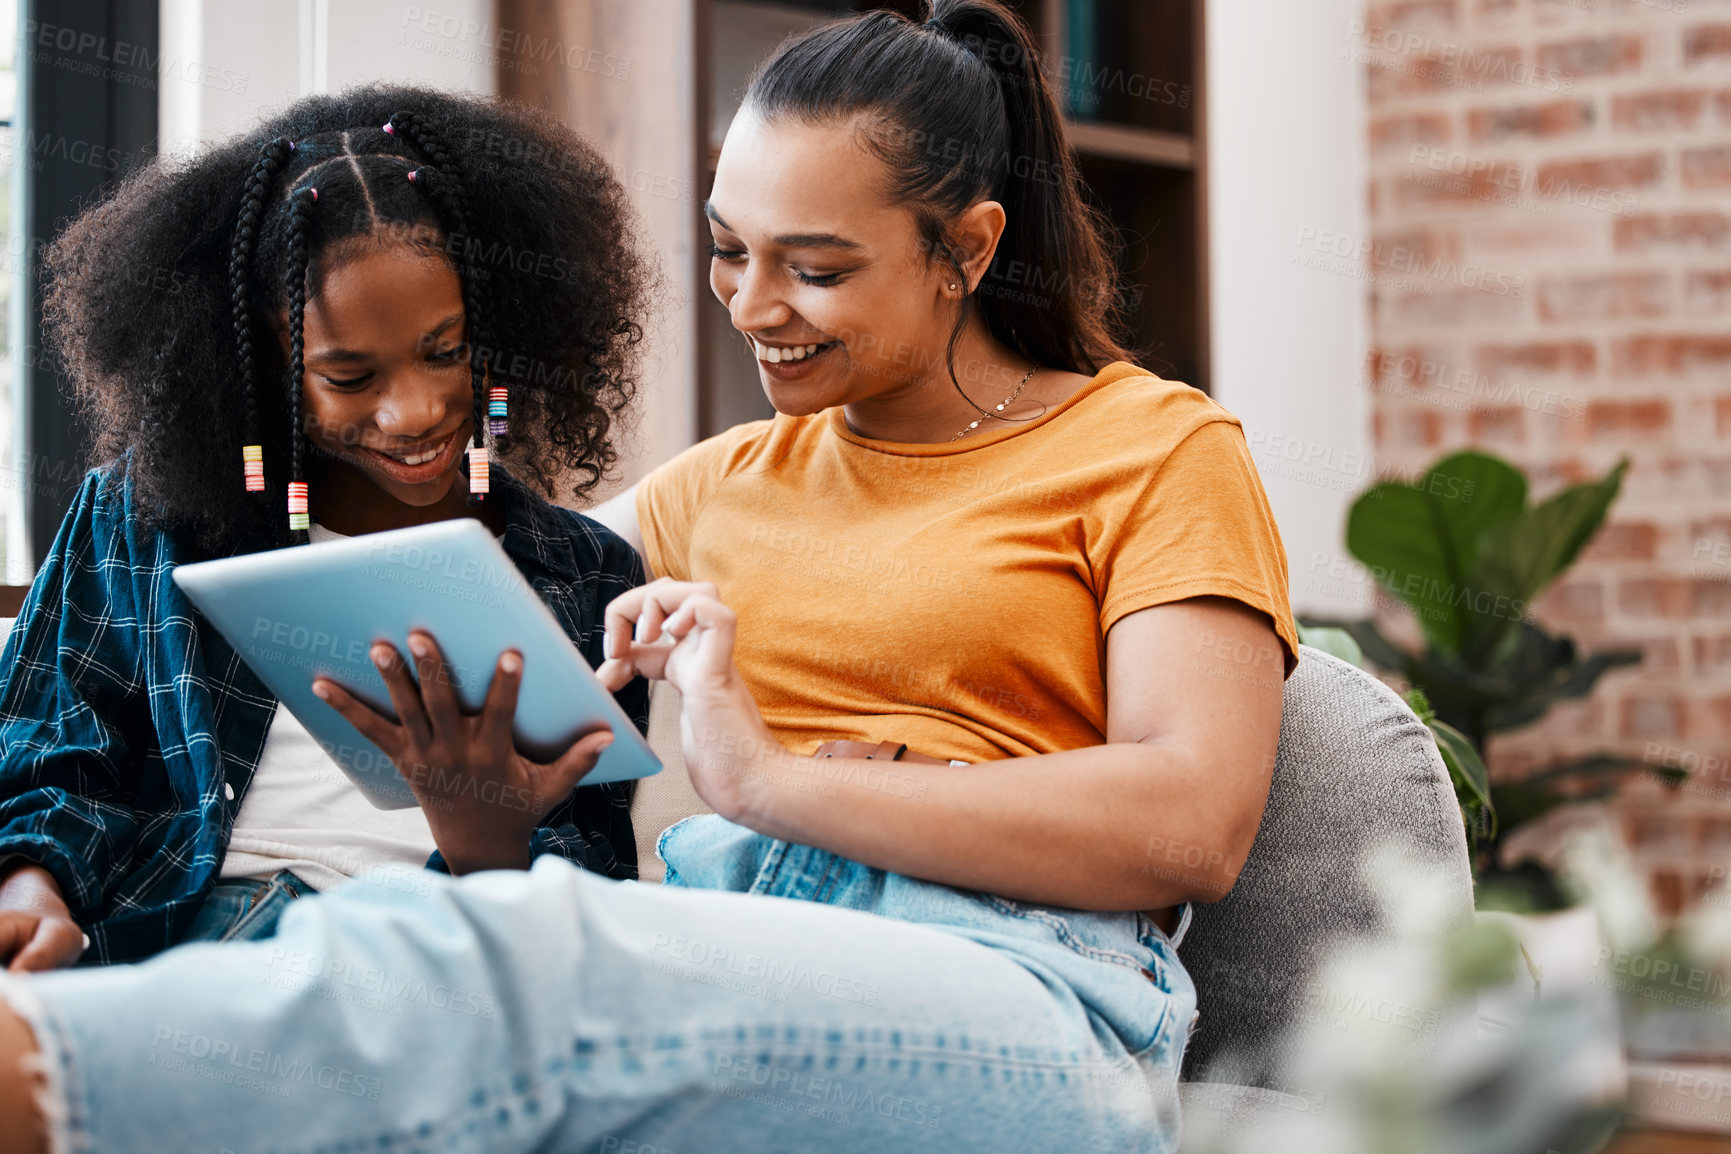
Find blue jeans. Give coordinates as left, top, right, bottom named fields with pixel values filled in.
left=176, top=871, right=315, bottom=945
left=4, top=815, right=1196, bottom=1153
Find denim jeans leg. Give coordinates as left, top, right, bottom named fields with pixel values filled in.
left=8, top=855, right=1183, bottom=1154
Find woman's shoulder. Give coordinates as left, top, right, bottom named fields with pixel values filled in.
left=1084, top=362, right=1239, bottom=422
left=1056, top=362, right=1244, bottom=453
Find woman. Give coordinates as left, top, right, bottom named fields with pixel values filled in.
left=0, top=84, right=653, bottom=970
left=0, top=4, right=1297, bottom=1151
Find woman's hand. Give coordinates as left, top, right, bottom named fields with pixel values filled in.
left=312, top=631, right=615, bottom=874
left=0, top=864, right=86, bottom=972
left=594, top=578, right=781, bottom=823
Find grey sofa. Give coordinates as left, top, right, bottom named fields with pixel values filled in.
left=631, top=643, right=1475, bottom=1134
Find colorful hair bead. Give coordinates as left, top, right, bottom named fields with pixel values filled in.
left=467, top=444, right=490, bottom=497
left=381, top=121, right=396, bottom=136
left=487, top=385, right=508, bottom=436
left=242, top=444, right=265, bottom=492
left=287, top=481, right=310, bottom=531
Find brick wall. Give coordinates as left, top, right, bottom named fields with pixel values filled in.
left=1358, top=0, right=1731, bottom=913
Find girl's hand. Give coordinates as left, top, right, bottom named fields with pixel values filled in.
left=0, top=865, right=86, bottom=973
left=312, top=630, right=614, bottom=874
left=594, top=578, right=780, bottom=823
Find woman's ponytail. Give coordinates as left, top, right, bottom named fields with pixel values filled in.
left=745, top=0, right=1130, bottom=377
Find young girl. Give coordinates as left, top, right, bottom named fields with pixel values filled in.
left=0, top=84, right=654, bottom=970
left=0, top=4, right=1298, bottom=1151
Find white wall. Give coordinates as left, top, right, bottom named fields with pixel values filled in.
left=1206, top=0, right=1371, bottom=618
left=159, top=0, right=493, bottom=152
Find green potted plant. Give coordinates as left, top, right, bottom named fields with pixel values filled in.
left=1300, top=450, right=1668, bottom=902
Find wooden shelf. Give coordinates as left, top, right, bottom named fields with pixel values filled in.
left=1066, top=120, right=1194, bottom=169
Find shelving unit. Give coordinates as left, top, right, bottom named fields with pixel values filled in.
left=696, top=0, right=1207, bottom=437
left=499, top=0, right=1206, bottom=447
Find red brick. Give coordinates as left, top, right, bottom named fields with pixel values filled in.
left=1684, top=24, right=1731, bottom=68
left=1587, top=399, right=1671, bottom=440
left=1396, top=287, right=1528, bottom=327
left=1683, top=146, right=1731, bottom=190
left=1367, top=0, right=1458, bottom=32
left=1537, top=34, right=1645, bottom=78
left=1468, top=99, right=1594, bottom=141
left=1689, top=697, right=1731, bottom=742
left=1616, top=336, right=1731, bottom=375
left=1538, top=272, right=1670, bottom=322
left=1613, top=90, right=1709, bottom=132
left=1377, top=227, right=1460, bottom=264
left=1372, top=112, right=1453, bottom=154
left=1541, top=578, right=1604, bottom=623
left=1623, top=696, right=1684, bottom=740
left=1685, top=269, right=1731, bottom=314
left=1694, top=635, right=1731, bottom=678
left=1690, top=516, right=1731, bottom=548
left=1396, top=408, right=1445, bottom=447
left=1621, top=578, right=1687, bottom=617
left=1615, top=212, right=1731, bottom=253
left=1718, top=89, right=1731, bottom=126
left=1700, top=581, right=1731, bottom=616
left=1638, top=637, right=1682, bottom=674
left=1720, top=396, right=1731, bottom=436
left=1476, top=341, right=1597, bottom=376
left=1475, top=0, right=1518, bottom=24
left=1467, top=404, right=1524, bottom=441
left=1394, top=165, right=1518, bottom=210
left=1536, top=154, right=1666, bottom=198
left=1584, top=521, right=1660, bottom=562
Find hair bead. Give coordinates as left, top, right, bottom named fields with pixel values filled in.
left=242, top=444, right=264, bottom=491
left=406, top=169, right=418, bottom=183
left=467, top=444, right=490, bottom=497
left=287, top=481, right=309, bottom=530
left=382, top=121, right=396, bottom=135
left=488, top=385, right=508, bottom=436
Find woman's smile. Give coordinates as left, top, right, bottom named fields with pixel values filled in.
left=753, top=338, right=842, bottom=381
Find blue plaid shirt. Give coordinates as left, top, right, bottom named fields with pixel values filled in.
left=0, top=459, right=649, bottom=964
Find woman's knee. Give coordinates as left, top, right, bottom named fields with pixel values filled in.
left=0, top=999, right=48, bottom=1154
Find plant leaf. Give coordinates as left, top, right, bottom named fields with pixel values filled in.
left=1345, top=452, right=1526, bottom=655
left=1297, top=623, right=1364, bottom=667
left=1475, top=458, right=1629, bottom=606
left=1432, top=716, right=1493, bottom=810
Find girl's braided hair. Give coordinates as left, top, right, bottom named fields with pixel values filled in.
left=46, top=83, right=652, bottom=556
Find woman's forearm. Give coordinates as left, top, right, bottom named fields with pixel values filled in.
left=726, top=740, right=1270, bottom=911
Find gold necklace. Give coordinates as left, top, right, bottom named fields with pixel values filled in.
left=952, top=366, right=1037, bottom=441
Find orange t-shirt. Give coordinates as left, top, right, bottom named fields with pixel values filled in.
left=636, top=362, right=1299, bottom=763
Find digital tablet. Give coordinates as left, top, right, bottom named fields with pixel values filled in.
left=173, top=517, right=661, bottom=809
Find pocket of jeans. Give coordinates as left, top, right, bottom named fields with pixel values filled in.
left=221, top=877, right=299, bottom=942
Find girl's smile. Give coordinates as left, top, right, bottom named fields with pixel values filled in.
left=287, top=241, right=490, bottom=533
